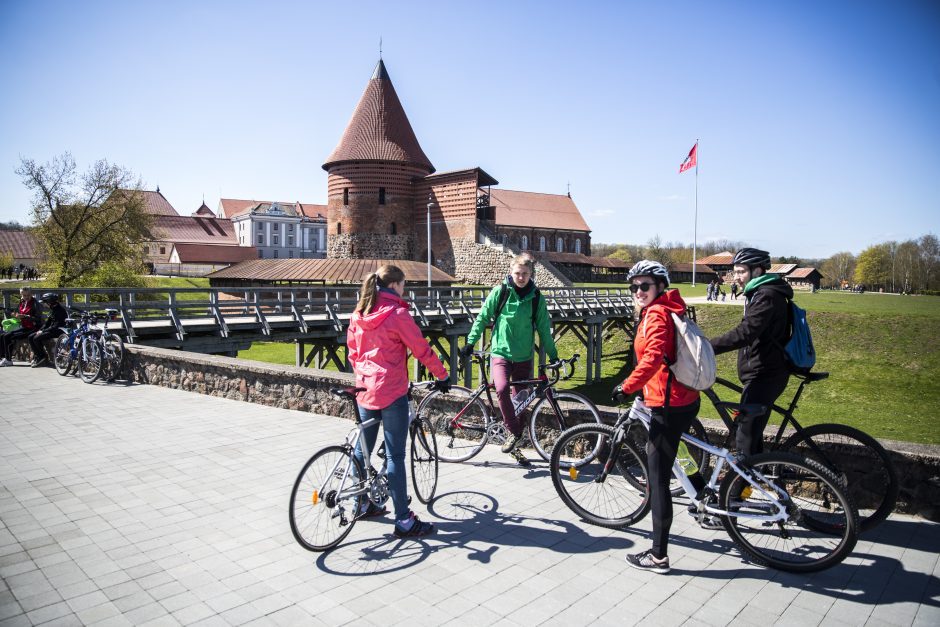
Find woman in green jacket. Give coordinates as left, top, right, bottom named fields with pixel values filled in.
left=462, top=254, right=558, bottom=465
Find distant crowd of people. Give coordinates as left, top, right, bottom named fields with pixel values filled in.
left=2, top=264, right=40, bottom=281
left=705, top=278, right=733, bottom=301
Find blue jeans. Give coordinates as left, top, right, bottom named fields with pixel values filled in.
left=353, top=394, right=410, bottom=520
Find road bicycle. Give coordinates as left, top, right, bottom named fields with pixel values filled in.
left=699, top=373, right=897, bottom=533
left=53, top=309, right=124, bottom=383
left=417, top=352, right=602, bottom=464
left=550, top=397, right=859, bottom=573
left=289, top=382, right=438, bottom=551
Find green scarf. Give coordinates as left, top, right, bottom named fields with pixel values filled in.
left=743, top=273, right=780, bottom=296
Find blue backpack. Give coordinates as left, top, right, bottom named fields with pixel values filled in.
left=783, top=301, right=816, bottom=372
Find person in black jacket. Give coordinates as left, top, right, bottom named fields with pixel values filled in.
left=709, top=248, right=793, bottom=456
left=28, top=293, right=68, bottom=367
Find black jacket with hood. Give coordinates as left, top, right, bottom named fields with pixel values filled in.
left=710, top=274, right=793, bottom=383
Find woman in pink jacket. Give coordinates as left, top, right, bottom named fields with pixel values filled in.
left=347, top=265, right=450, bottom=537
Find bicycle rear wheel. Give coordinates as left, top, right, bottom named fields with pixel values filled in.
left=718, top=451, right=858, bottom=573
left=550, top=423, right=650, bottom=528
left=410, top=418, right=438, bottom=504
left=528, top=391, right=603, bottom=463
left=779, top=423, right=897, bottom=533
left=289, top=446, right=364, bottom=552
left=53, top=335, right=72, bottom=376
left=101, top=334, right=124, bottom=382
left=78, top=337, right=102, bottom=383
left=418, top=386, right=489, bottom=463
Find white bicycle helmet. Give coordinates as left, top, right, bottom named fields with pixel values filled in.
left=626, top=260, right=670, bottom=287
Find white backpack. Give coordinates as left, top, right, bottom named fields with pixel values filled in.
left=668, top=312, right=717, bottom=390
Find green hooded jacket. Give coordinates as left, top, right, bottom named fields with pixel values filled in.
left=466, top=279, right=558, bottom=362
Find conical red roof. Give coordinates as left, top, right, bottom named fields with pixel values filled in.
left=322, top=60, right=434, bottom=173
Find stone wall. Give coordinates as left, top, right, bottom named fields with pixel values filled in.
left=327, top=233, right=413, bottom=259
left=451, top=238, right=571, bottom=287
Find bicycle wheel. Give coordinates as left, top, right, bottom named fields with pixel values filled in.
left=418, top=386, right=490, bottom=463
left=289, top=446, right=364, bottom=552
left=410, top=418, right=438, bottom=504
left=779, top=423, right=898, bottom=534
left=78, top=337, right=102, bottom=383
left=101, top=334, right=124, bottom=382
left=669, top=418, right=712, bottom=496
left=550, top=423, right=651, bottom=528
left=528, top=391, right=603, bottom=463
left=53, top=334, right=73, bottom=376
left=718, top=451, right=858, bottom=573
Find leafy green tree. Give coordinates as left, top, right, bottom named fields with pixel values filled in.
left=854, top=244, right=891, bottom=288
left=17, top=153, right=153, bottom=287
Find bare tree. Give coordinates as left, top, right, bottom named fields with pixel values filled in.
left=644, top=235, right=672, bottom=266
left=17, top=153, right=152, bottom=287
left=918, top=234, right=939, bottom=291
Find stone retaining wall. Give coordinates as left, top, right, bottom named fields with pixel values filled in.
left=118, top=344, right=939, bottom=521
left=451, top=238, right=570, bottom=287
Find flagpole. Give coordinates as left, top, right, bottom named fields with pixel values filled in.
left=692, top=139, right=698, bottom=286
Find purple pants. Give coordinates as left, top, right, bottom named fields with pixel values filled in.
left=491, top=356, right=533, bottom=437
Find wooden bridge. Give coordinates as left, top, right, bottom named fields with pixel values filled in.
left=1, top=286, right=636, bottom=384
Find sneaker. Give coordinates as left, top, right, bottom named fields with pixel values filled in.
left=393, top=512, right=435, bottom=538
left=510, top=448, right=531, bottom=467
left=358, top=502, right=388, bottom=519
left=698, top=515, right=724, bottom=531
left=626, top=549, right=670, bottom=574
left=500, top=433, right=522, bottom=454
left=0, top=358, right=11, bottom=367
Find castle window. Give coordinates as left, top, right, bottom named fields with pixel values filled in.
left=343, top=188, right=349, bottom=205
left=390, top=222, right=397, bottom=235
left=575, top=239, right=582, bottom=254
left=273, top=235, right=279, bottom=245
left=273, top=250, right=278, bottom=258
left=257, top=234, right=263, bottom=245
left=379, top=187, right=386, bottom=205
left=539, top=237, right=546, bottom=252
left=288, top=235, right=294, bottom=246
left=272, top=222, right=279, bottom=231
left=556, top=237, right=564, bottom=253
left=289, top=250, right=294, bottom=258
left=159, top=246, right=166, bottom=255
left=337, top=222, right=343, bottom=235
left=521, top=236, right=528, bottom=250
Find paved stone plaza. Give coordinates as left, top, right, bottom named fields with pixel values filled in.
left=1, top=367, right=938, bottom=626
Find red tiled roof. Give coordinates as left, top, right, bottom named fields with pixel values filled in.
left=323, top=60, right=434, bottom=173
left=0, top=230, right=39, bottom=259
left=786, top=267, right=822, bottom=279
left=207, top=258, right=455, bottom=284
left=171, top=244, right=258, bottom=264
left=769, top=263, right=798, bottom=275
left=490, top=189, right=591, bottom=232
left=192, top=203, right=215, bottom=217
left=696, top=252, right=734, bottom=265
left=149, top=215, right=237, bottom=244
left=218, top=198, right=327, bottom=220
left=534, top=252, right=626, bottom=267
left=133, top=190, right=179, bottom=216
left=670, top=262, right=715, bottom=273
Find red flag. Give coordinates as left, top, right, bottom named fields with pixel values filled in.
left=679, top=143, right=697, bottom=173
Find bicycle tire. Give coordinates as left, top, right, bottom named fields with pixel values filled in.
left=78, top=336, right=102, bottom=384
left=528, top=391, right=603, bottom=463
left=410, top=418, right=438, bottom=504
left=102, top=334, right=124, bottom=382
left=550, top=423, right=651, bottom=528
left=779, top=423, right=898, bottom=534
left=718, top=451, right=858, bottom=573
left=289, top=445, right=364, bottom=552
left=418, top=386, right=490, bottom=463
left=53, top=334, right=73, bottom=376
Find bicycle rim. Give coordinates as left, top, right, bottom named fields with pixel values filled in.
left=718, top=452, right=858, bottom=572
left=550, top=423, right=651, bottom=528
left=79, top=339, right=102, bottom=383
left=53, top=335, right=72, bottom=376
left=418, top=387, right=489, bottom=462
left=289, top=446, right=364, bottom=552
left=780, top=423, right=898, bottom=533
left=529, top=391, right=603, bottom=463
left=410, top=419, right=438, bottom=504
left=102, top=335, right=125, bottom=382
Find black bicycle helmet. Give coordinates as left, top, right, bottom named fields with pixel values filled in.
left=732, top=248, right=772, bottom=270
left=39, top=292, right=59, bottom=303
left=626, top=260, right=670, bottom=287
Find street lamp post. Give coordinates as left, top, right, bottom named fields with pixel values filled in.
left=426, top=194, right=433, bottom=288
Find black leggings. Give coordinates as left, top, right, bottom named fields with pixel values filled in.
left=0, top=328, right=30, bottom=360
left=647, top=398, right=701, bottom=559
left=29, top=329, right=60, bottom=359
left=736, top=375, right=790, bottom=456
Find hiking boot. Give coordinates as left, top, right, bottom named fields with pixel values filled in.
left=509, top=448, right=531, bottom=467
left=626, top=549, right=670, bottom=574
left=393, top=512, right=435, bottom=538
left=500, top=433, right=523, bottom=454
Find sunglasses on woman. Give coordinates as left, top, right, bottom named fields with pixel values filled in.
left=629, top=282, right=655, bottom=293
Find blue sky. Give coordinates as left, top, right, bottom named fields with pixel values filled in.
left=1, top=0, right=937, bottom=258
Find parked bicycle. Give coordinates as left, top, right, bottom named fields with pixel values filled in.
left=416, top=352, right=601, bottom=464
left=550, top=397, right=859, bottom=573
left=52, top=309, right=124, bottom=383
left=289, top=382, right=438, bottom=551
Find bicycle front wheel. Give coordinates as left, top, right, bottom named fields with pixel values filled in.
left=528, top=391, right=603, bottom=463
left=418, top=386, right=490, bottom=463
left=289, top=446, right=364, bottom=552
left=53, top=334, right=72, bottom=376
left=78, top=337, right=102, bottom=383
left=718, top=451, right=858, bottom=573
left=101, top=334, right=125, bottom=382
left=779, top=423, right=898, bottom=533
left=550, top=423, right=650, bottom=528
left=410, top=418, right=438, bottom=504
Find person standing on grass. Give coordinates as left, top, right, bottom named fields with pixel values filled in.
left=347, top=264, right=451, bottom=538
left=461, top=253, right=558, bottom=467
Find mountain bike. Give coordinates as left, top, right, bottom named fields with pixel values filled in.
left=417, top=352, right=601, bottom=464
left=289, top=382, right=438, bottom=551
left=550, top=398, right=859, bottom=573
left=53, top=310, right=124, bottom=383
left=700, top=373, right=897, bottom=533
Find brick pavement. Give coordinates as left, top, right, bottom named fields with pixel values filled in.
left=1, top=366, right=938, bottom=626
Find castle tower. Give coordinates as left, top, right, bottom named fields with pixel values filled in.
left=323, top=59, right=434, bottom=259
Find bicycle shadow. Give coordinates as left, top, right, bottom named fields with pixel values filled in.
left=315, top=490, right=637, bottom=577
left=459, top=456, right=551, bottom=479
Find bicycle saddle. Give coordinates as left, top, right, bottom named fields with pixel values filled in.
left=330, top=387, right=366, bottom=400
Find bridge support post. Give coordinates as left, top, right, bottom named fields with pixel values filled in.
left=295, top=341, right=304, bottom=367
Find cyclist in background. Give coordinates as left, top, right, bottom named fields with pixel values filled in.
left=461, top=253, right=558, bottom=467
left=347, top=264, right=450, bottom=538
left=28, top=293, right=68, bottom=367
left=709, top=248, right=793, bottom=456
left=0, top=287, right=40, bottom=367
left=613, top=260, right=701, bottom=574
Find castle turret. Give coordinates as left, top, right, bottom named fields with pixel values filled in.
left=323, top=59, right=434, bottom=259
